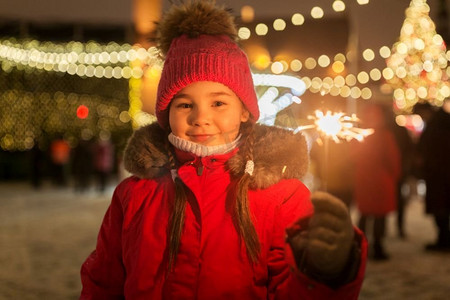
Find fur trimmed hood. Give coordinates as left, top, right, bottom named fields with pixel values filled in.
left=123, top=123, right=309, bottom=189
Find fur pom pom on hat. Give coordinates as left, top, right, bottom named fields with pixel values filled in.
left=154, top=0, right=259, bottom=128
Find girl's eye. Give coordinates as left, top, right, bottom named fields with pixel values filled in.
left=213, top=101, right=225, bottom=107
left=177, top=103, right=192, bottom=109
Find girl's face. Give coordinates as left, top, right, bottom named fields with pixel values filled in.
left=169, top=81, right=250, bottom=146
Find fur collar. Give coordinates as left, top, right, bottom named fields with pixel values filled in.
left=123, top=122, right=309, bottom=189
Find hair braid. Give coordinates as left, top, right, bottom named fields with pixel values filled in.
left=235, top=122, right=260, bottom=262
left=165, top=136, right=188, bottom=271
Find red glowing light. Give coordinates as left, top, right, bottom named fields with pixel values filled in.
left=77, top=105, right=89, bottom=119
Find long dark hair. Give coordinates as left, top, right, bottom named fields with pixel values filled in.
left=165, top=121, right=260, bottom=270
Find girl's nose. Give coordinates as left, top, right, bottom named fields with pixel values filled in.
left=190, top=107, right=210, bottom=126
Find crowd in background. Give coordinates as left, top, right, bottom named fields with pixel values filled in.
left=30, top=137, right=116, bottom=194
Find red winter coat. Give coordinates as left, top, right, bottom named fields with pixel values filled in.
left=81, top=123, right=367, bottom=299
left=353, top=126, right=401, bottom=216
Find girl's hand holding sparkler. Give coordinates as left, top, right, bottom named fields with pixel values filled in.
left=288, top=191, right=356, bottom=283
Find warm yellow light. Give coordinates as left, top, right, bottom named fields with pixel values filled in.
left=396, top=98, right=407, bottom=109
left=332, top=61, right=345, bottom=73
left=323, top=77, right=334, bottom=89
left=396, top=115, right=407, bottom=127
left=394, top=88, right=405, bottom=101
left=311, top=77, right=323, bottom=89
left=410, top=63, right=423, bottom=76
left=414, top=38, right=425, bottom=50
left=291, top=13, right=305, bottom=25
left=290, top=59, right=302, bottom=72
left=379, top=46, right=391, bottom=58
left=357, top=71, right=369, bottom=84
left=271, top=62, right=284, bottom=74
left=330, top=86, right=340, bottom=96
left=440, top=85, right=450, bottom=97
left=318, top=55, right=330, bottom=67
left=362, top=49, right=375, bottom=61
left=402, top=22, right=414, bottom=36
left=395, top=67, right=407, bottom=78
left=255, top=23, right=269, bottom=36
left=345, top=74, right=357, bottom=86
left=240, top=5, right=255, bottom=23
left=411, top=114, right=424, bottom=127
left=273, top=19, right=287, bottom=31
left=361, top=87, right=372, bottom=99
left=254, top=54, right=271, bottom=70
left=238, top=27, right=251, bottom=40
left=423, top=60, right=433, bottom=72
left=121, top=66, right=132, bottom=79
left=147, top=65, right=162, bottom=78
left=311, top=7, right=324, bottom=19
left=332, top=0, right=346, bottom=12
left=94, top=66, right=104, bottom=78
left=417, top=86, right=428, bottom=98
left=334, top=53, right=346, bottom=63
left=382, top=67, right=394, bottom=80
left=104, top=66, right=113, bottom=78
left=334, top=76, right=345, bottom=87
left=432, top=34, right=444, bottom=46
left=340, top=86, right=351, bottom=98
left=350, top=87, right=362, bottom=99
left=305, top=57, right=317, bottom=69
left=396, top=43, right=408, bottom=55
left=279, top=60, right=289, bottom=72
left=405, top=88, right=416, bottom=100
left=302, top=77, right=312, bottom=89
left=357, top=0, right=369, bottom=5
left=370, top=68, right=382, bottom=81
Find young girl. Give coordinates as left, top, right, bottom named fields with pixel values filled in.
left=80, top=1, right=367, bottom=299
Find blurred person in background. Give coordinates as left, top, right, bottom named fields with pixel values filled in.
left=92, top=137, right=115, bottom=193
left=72, top=139, right=93, bottom=193
left=50, top=135, right=71, bottom=187
left=416, top=99, right=450, bottom=252
left=352, top=103, right=401, bottom=260
left=387, top=111, right=414, bottom=239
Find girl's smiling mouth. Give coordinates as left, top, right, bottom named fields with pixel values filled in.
left=189, top=134, right=215, bottom=143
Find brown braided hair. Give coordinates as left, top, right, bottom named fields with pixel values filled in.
left=165, top=136, right=188, bottom=271
left=166, top=121, right=260, bottom=270
left=234, top=121, right=260, bottom=262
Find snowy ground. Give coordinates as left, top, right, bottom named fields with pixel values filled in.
left=0, top=181, right=449, bottom=299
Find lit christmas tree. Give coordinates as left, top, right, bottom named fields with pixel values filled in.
left=386, top=0, right=450, bottom=114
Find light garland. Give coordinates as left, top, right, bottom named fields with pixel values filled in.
left=0, top=39, right=161, bottom=79
left=0, top=38, right=403, bottom=102
left=237, top=0, right=373, bottom=39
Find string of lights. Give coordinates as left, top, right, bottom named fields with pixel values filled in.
left=1, top=0, right=448, bottom=151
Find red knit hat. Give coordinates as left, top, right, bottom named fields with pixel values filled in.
left=154, top=1, right=259, bottom=128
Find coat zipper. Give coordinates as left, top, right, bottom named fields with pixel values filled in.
left=197, top=160, right=204, bottom=176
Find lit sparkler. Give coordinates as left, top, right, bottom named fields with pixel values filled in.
left=295, top=110, right=374, bottom=143
left=295, top=110, right=374, bottom=192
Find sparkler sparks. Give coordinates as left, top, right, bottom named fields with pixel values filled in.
left=295, top=110, right=374, bottom=143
